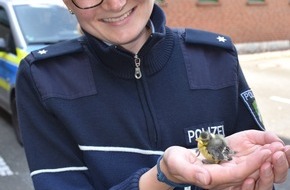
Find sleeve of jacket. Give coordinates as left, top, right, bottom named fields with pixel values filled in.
left=234, top=53, right=265, bottom=132
left=109, top=168, right=149, bottom=190
left=16, top=57, right=152, bottom=190
left=16, top=57, right=97, bottom=190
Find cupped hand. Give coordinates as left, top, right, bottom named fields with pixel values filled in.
left=227, top=130, right=289, bottom=184
left=161, top=130, right=288, bottom=190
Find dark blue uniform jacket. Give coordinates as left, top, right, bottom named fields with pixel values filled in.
left=16, top=4, right=264, bottom=190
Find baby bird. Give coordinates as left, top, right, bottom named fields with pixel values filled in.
left=195, top=131, right=236, bottom=164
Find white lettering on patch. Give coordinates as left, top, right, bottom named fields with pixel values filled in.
left=184, top=122, right=225, bottom=146
left=241, top=90, right=254, bottom=101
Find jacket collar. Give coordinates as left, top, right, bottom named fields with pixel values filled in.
left=83, top=5, right=175, bottom=79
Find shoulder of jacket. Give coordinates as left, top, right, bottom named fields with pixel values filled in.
left=28, top=37, right=85, bottom=63
left=173, top=28, right=234, bottom=51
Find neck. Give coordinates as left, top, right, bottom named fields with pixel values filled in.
left=121, top=27, right=152, bottom=54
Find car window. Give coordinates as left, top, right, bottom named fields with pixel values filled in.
left=14, top=4, right=80, bottom=44
left=0, top=7, right=9, bottom=26
left=0, top=6, right=16, bottom=54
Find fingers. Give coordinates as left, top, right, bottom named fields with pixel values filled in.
left=241, top=178, right=255, bottom=190
left=162, top=146, right=212, bottom=186
left=204, top=149, right=271, bottom=187
left=247, top=130, right=284, bottom=146
left=255, top=162, right=274, bottom=190
left=272, top=151, right=289, bottom=183
left=226, top=130, right=284, bottom=152
left=263, top=131, right=285, bottom=146
left=238, top=149, right=272, bottom=179
left=242, top=150, right=288, bottom=190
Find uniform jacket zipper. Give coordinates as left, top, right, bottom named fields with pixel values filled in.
left=134, top=54, right=142, bottom=79
left=133, top=53, right=158, bottom=147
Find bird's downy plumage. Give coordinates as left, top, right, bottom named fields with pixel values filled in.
left=196, top=131, right=236, bottom=164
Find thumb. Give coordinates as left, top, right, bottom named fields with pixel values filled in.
left=182, top=164, right=211, bottom=186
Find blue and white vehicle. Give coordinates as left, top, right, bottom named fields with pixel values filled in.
left=0, top=0, right=80, bottom=144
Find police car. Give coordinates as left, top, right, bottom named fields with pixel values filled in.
left=0, top=0, right=80, bottom=144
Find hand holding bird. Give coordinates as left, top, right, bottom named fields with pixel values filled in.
left=159, top=130, right=290, bottom=190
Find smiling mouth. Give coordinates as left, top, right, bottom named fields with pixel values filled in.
left=102, top=9, right=134, bottom=23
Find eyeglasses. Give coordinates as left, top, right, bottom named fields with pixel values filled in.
left=71, top=0, right=104, bottom=9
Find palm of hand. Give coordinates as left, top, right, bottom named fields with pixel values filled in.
left=165, top=130, right=284, bottom=190
left=193, top=130, right=281, bottom=189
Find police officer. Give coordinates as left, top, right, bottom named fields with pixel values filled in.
left=16, top=0, right=290, bottom=190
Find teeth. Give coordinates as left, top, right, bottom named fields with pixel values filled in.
left=103, top=10, right=132, bottom=23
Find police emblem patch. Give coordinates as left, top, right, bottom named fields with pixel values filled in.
left=240, top=90, right=265, bottom=130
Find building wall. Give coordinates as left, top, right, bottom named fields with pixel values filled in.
left=160, top=0, right=290, bottom=43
